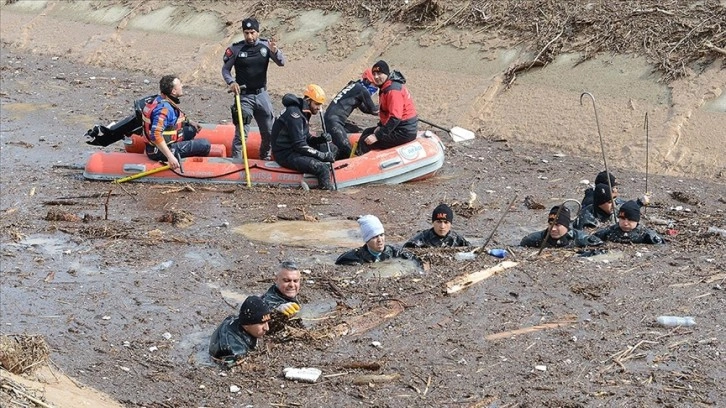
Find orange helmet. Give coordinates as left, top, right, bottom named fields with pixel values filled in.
left=303, top=84, right=326, bottom=104
left=361, top=68, right=374, bottom=84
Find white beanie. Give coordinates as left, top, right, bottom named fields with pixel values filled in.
left=358, top=215, right=384, bottom=242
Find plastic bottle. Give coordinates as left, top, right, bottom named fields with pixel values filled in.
left=488, top=248, right=507, bottom=258
left=656, top=316, right=696, bottom=327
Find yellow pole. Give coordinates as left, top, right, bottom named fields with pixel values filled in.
left=112, top=164, right=171, bottom=184
left=234, top=93, right=252, bottom=187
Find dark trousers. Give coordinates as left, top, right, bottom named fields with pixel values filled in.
left=146, top=125, right=211, bottom=161
left=326, top=120, right=352, bottom=160
left=355, top=126, right=417, bottom=155
left=276, top=153, right=333, bottom=190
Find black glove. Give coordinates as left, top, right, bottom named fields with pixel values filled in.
left=321, top=132, right=332, bottom=142
left=318, top=151, right=335, bottom=163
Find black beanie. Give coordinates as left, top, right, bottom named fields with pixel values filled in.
left=432, top=204, right=454, bottom=223
left=593, top=183, right=613, bottom=206
left=242, top=17, right=260, bottom=31
left=618, top=200, right=641, bottom=222
left=548, top=206, right=571, bottom=227
left=372, top=60, right=390, bottom=76
left=238, top=295, right=271, bottom=325
left=595, top=171, right=618, bottom=186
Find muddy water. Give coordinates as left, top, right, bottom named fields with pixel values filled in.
left=235, top=219, right=361, bottom=248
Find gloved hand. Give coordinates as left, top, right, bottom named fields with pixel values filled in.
left=321, top=132, right=332, bottom=143
left=276, top=302, right=300, bottom=318
left=318, top=151, right=335, bottom=163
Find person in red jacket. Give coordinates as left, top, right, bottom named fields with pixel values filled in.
left=356, top=60, right=418, bottom=155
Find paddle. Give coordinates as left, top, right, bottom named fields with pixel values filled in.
left=419, top=118, right=475, bottom=142
left=113, top=151, right=184, bottom=184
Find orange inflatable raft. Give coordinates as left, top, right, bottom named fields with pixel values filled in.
left=84, top=124, right=445, bottom=188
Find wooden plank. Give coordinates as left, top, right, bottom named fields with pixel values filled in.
left=445, top=261, right=518, bottom=294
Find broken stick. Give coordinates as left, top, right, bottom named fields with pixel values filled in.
left=485, top=317, right=577, bottom=341
left=445, top=261, right=518, bottom=294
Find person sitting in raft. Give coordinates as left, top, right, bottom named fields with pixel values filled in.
left=404, top=203, right=470, bottom=248
left=270, top=84, right=336, bottom=190
left=336, top=215, right=421, bottom=266
left=520, top=205, right=603, bottom=248
left=323, top=68, right=379, bottom=160
left=594, top=200, right=664, bottom=244
left=208, top=295, right=271, bottom=367
left=355, top=60, right=418, bottom=155
left=143, top=75, right=211, bottom=170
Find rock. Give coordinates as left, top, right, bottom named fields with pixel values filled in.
left=670, top=191, right=700, bottom=205
left=229, top=385, right=240, bottom=393
left=524, top=195, right=545, bottom=210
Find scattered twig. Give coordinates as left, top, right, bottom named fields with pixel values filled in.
left=104, top=189, right=112, bottom=220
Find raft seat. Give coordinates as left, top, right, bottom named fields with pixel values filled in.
left=209, top=144, right=226, bottom=158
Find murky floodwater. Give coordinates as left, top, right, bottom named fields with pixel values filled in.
left=235, top=219, right=361, bottom=248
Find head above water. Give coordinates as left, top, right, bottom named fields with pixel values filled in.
left=431, top=203, right=453, bottom=237
left=359, top=215, right=385, bottom=252
left=238, top=295, right=271, bottom=337
left=276, top=261, right=301, bottom=299
left=547, top=205, right=570, bottom=239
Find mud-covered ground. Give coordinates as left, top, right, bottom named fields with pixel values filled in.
left=2, top=48, right=725, bottom=407
left=1, top=1, right=726, bottom=407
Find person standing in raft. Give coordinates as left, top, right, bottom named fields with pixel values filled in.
left=323, top=68, right=379, bottom=159
left=142, top=75, right=211, bottom=170
left=336, top=215, right=421, bottom=266
left=270, top=84, right=336, bottom=190
left=404, top=204, right=471, bottom=248
left=208, top=295, right=271, bottom=367
left=222, top=17, right=285, bottom=160
left=356, top=60, right=418, bottom=155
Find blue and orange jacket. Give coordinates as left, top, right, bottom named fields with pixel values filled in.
left=142, top=95, right=185, bottom=146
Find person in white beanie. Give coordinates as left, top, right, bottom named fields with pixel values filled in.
left=335, top=215, right=420, bottom=266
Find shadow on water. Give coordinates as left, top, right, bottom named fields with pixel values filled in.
left=234, top=219, right=361, bottom=248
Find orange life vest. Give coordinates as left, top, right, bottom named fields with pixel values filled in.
left=141, top=96, right=185, bottom=145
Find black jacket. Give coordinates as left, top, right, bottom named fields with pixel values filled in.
left=594, top=224, right=664, bottom=244
left=324, top=80, right=378, bottom=125
left=404, top=228, right=470, bottom=248
left=208, top=315, right=257, bottom=365
left=336, top=244, right=420, bottom=266
left=271, top=94, right=327, bottom=161
left=520, top=229, right=604, bottom=248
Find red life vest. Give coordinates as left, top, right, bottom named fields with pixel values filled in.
left=141, top=96, right=185, bottom=145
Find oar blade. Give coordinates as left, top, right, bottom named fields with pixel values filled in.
left=450, top=126, right=475, bottom=142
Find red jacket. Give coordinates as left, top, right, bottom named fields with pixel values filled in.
left=377, top=70, right=417, bottom=138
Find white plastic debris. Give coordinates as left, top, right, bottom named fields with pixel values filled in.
left=119, top=366, right=130, bottom=372
left=148, top=346, right=158, bottom=352
left=535, top=365, right=547, bottom=371
left=277, top=204, right=287, bottom=208
left=162, top=332, right=172, bottom=340
left=102, top=315, right=111, bottom=320
left=283, top=367, right=322, bottom=383
left=580, top=179, right=590, bottom=185
left=371, top=341, right=382, bottom=348
left=229, top=385, right=241, bottom=393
